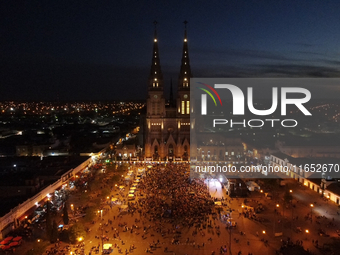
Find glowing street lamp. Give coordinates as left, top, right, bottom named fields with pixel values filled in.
left=305, top=229, right=309, bottom=233
left=262, top=230, right=266, bottom=234
left=99, top=209, right=103, bottom=253
left=310, top=204, right=314, bottom=222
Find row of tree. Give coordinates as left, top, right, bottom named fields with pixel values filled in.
left=45, top=200, right=70, bottom=243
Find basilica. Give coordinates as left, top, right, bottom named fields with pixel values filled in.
left=144, top=23, right=191, bottom=161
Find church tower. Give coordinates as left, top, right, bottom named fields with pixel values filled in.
left=146, top=21, right=165, bottom=118
left=145, top=21, right=166, bottom=159
left=177, top=20, right=192, bottom=116
left=144, top=21, right=191, bottom=161
left=174, top=21, right=191, bottom=159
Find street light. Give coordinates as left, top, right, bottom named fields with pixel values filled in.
left=274, top=204, right=280, bottom=235
left=289, top=190, right=293, bottom=193
left=310, top=204, right=314, bottom=222
left=99, top=209, right=103, bottom=253
left=262, top=230, right=266, bottom=234
left=305, top=229, right=309, bottom=233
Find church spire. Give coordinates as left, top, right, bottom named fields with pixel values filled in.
left=178, top=20, right=192, bottom=91
left=148, top=20, right=163, bottom=90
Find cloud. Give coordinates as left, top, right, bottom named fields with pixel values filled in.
left=191, top=47, right=294, bottom=61
left=288, top=42, right=318, bottom=48
left=256, top=64, right=340, bottom=77
left=193, top=63, right=340, bottom=78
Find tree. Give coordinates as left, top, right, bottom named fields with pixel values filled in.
left=45, top=201, right=52, bottom=240
left=263, top=178, right=279, bottom=190
left=84, top=207, right=96, bottom=222
left=68, top=222, right=86, bottom=244
left=283, top=190, right=293, bottom=204
left=111, top=175, right=120, bottom=183
left=80, top=192, right=89, bottom=204
left=63, top=202, right=69, bottom=225
left=50, top=220, right=58, bottom=243
left=102, top=188, right=110, bottom=197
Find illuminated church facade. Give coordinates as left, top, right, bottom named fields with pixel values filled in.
left=144, top=22, right=191, bottom=161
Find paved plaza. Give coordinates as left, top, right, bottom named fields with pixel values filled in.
left=11, top=162, right=340, bottom=255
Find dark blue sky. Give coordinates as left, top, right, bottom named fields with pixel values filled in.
left=1, top=1, right=340, bottom=101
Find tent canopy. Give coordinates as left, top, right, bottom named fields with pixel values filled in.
left=12, top=237, right=22, bottom=242
left=103, top=243, right=112, bottom=249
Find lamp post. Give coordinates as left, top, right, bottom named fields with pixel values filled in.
left=98, top=209, right=103, bottom=253
left=274, top=204, right=279, bottom=235
left=310, top=204, right=314, bottom=222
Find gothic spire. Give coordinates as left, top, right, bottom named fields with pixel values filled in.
left=178, top=20, right=191, bottom=91
left=148, top=20, right=163, bottom=90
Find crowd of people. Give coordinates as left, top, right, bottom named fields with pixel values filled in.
left=137, top=164, right=215, bottom=226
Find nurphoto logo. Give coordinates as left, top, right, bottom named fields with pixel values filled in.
left=197, top=82, right=312, bottom=128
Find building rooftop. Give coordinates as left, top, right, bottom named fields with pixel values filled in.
left=326, top=182, right=340, bottom=196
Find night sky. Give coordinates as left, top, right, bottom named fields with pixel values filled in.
left=1, top=1, right=340, bottom=101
